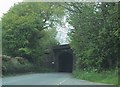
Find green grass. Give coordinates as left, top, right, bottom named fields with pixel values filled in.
left=72, top=70, right=118, bottom=85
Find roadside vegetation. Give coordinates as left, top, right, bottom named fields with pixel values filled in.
left=2, top=2, right=63, bottom=75
left=2, top=55, right=54, bottom=76
left=2, top=55, right=34, bottom=75
left=65, top=2, right=119, bottom=85
left=73, top=69, right=118, bottom=85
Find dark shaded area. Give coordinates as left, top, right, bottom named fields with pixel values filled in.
left=58, top=52, right=73, bottom=72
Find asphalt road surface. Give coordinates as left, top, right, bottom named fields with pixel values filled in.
left=2, top=73, right=112, bottom=85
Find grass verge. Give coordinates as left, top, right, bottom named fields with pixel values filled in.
left=72, top=69, right=118, bottom=85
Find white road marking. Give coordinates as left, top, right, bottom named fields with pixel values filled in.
left=57, top=78, right=69, bottom=85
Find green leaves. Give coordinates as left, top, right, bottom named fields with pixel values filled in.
left=68, top=2, right=119, bottom=71
left=2, top=2, right=61, bottom=64
left=18, top=48, right=31, bottom=55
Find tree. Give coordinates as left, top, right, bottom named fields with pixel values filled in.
left=67, top=2, right=119, bottom=71
left=2, top=2, right=63, bottom=63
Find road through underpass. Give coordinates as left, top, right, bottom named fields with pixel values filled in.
left=2, top=73, right=113, bottom=86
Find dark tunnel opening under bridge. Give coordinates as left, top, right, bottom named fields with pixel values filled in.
left=58, top=51, right=73, bottom=72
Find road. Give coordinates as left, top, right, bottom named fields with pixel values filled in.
left=2, top=73, right=112, bottom=85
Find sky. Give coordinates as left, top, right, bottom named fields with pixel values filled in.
left=56, top=16, right=73, bottom=44
left=0, top=0, right=23, bottom=18
left=0, top=0, right=70, bottom=44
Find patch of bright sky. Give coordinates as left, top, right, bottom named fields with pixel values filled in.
left=0, top=0, right=23, bottom=18
left=56, top=16, right=73, bottom=44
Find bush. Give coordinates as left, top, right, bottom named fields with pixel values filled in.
left=2, top=55, right=55, bottom=76
left=73, top=69, right=118, bottom=85
left=2, top=55, right=34, bottom=75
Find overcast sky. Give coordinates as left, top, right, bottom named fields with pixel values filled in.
left=0, top=0, right=23, bottom=18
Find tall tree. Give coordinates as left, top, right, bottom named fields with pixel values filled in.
left=2, top=2, right=63, bottom=63
left=67, top=2, right=119, bottom=71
